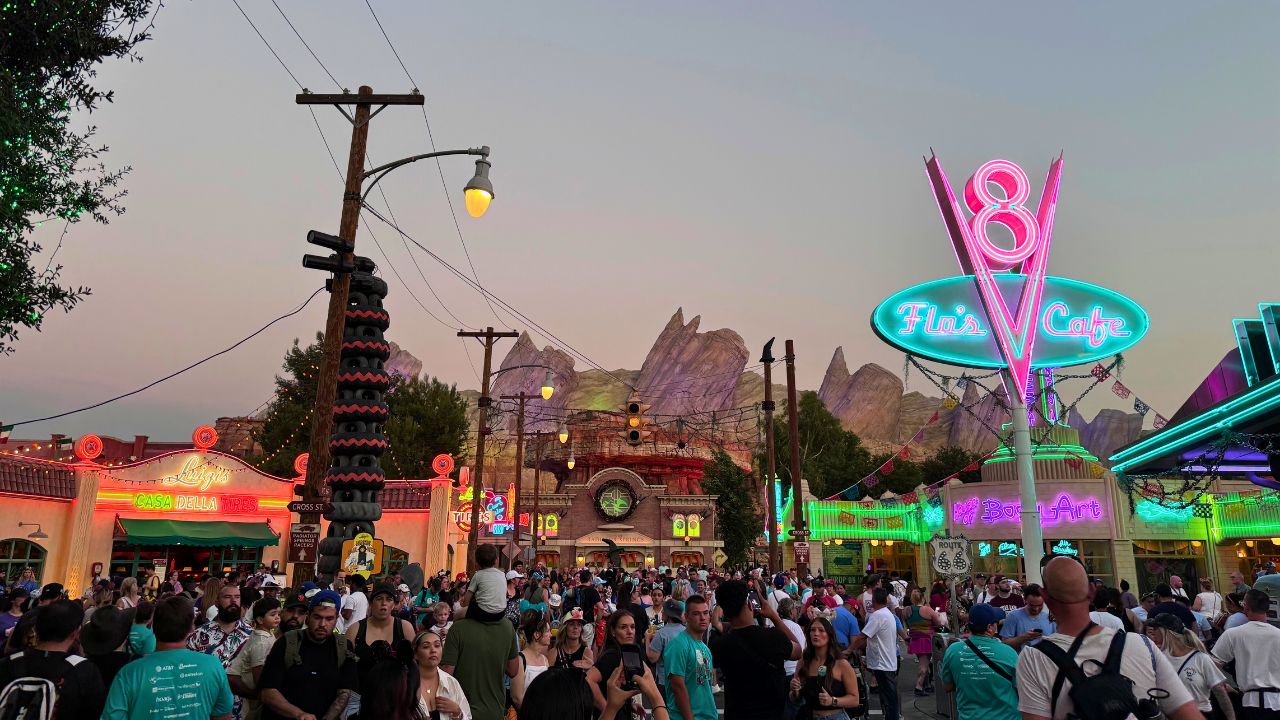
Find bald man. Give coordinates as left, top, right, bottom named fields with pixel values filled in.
left=1014, top=557, right=1203, bottom=720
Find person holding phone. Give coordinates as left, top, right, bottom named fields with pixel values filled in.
left=710, top=578, right=802, bottom=720
left=999, top=584, right=1055, bottom=652
left=586, top=610, right=640, bottom=714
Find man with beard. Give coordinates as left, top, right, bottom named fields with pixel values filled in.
left=188, top=583, right=252, bottom=718
left=259, top=590, right=358, bottom=720
left=279, top=595, right=309, bottom=634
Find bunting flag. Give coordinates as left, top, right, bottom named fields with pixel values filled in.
left=925, top=486, right=940, bottom=499
left=881, top=496, right=899, bottom=508
left=1091, top=363, right=1111, bottom=382
left=928, top=411, right=939, bottom=424
left=1133, top=398, right=1150, bottom=417
left=912, top=428, right=926, bottom=444
left=865, top=474, right=880, bottom=488
left=900, top=491, right=919, bottom=505
left=861, top=517, right=880, bottom=530
left=943, top=397, right=958, bottom=409
left=897, top=446, right=910, bottom=460
left=886, top=516, right=904, bottom=529
left=956, top=376, right=969, bottom=391
left=1111, top=381, right=1132, bottom=399
left=0, top=425, right=10, bottom=444
left=860, top=500, right=876, bottom=509
left=1064, top=457, right=1083, bottom=470
left=1153, top=414, right=1168, bottom=430
left=962, top=461, right=981, bottom=472
left=1192, top=503, right=1213, bottom=519
left=928, top=494, right=943, bottom=508
left=882, top=459, right=895, bottom=475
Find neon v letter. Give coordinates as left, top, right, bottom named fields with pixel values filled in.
left=923, top=155, right=1063, bottom=392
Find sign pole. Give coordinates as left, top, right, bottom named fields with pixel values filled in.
left=1007, top=377, right=1045, bottom=586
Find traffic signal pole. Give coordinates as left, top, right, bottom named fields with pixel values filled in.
left=293, top=86, right=423, bottom=588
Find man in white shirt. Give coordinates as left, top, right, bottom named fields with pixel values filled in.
left=859, top=575, right=900, bottom=613
left=850, top=587, right=909, bottom=720
left=342, top=575, right=369, bottom=628
left=776, top=598, right=806, bottom=679
left=1014, top=557, right=1201, bottom=720
left=1212, top=588, right=1280, bottom=718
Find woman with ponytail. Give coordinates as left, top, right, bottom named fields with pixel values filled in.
left=1145, top=613, right=1235, bottom=720
left=358, top=638, right=427, bottom=720
left=788, top=616, right=860, bottom=719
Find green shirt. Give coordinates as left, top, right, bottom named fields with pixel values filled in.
left=101, top=648, right=234, bottom=720
left=940, top=634, right=1020, bottom=720
left=128, top=625, right=156, bottom=657
left=440, top=618, right=518, bottom=720
left=662, top=630, right=717, bottom=720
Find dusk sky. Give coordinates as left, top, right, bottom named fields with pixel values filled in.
left=3, top=2, right=1277, bottom=440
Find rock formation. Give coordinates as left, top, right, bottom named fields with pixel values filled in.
left=385, top=341, right=423, bottom=379
left=1067, top=407, right=1145, bottom=460
left=488, top=332, right=579, bottom=432
left=817, top=349, right=904, bottom=440
left=632, top=309, right=749, bottom=417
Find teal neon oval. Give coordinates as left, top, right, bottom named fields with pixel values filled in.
left=871, top=275, right=1148, bottom=369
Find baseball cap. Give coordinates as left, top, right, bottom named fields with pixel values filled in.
left=506, top=570, right=525, bottom=581
left=39, top=583, right=64, bottom=601
left=663, top=598, right=684, bottom=620
left=370, top=583, right=397, bottom=600
left=1145, top=613, right=1186, bottom=634
left=968, top=603, right=1006, bottom=630
left=284, top=595, right=309, bottom=611
left=301, top=581, right=318, bottom=592
left=309, top=590, right=342, bottom=609
left=548, top=594, right=563, bottom=608
left=261, top=577, right=281, bottom=588
left=397, top=583, right=411, bottom=594
left=773, top=573, right=787, bottom=589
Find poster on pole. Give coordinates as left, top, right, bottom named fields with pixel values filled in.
left=340, top=532, right=384, bottom=578
left=929, top=533, right=972, bottom=578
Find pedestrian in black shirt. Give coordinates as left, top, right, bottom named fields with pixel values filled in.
left=1150, top=583, right=1198, bottom=629
left=80, top=605, right=136, bottom=687
left=0, top=599, right=106, bottom=719
left=258, top=589, right=359, bottom=720
left=710, top=579, right=801, bottom=720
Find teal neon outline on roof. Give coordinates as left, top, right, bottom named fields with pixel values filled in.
left=1260, top=304, right=1280, bottom=376
left=1234, top=318, right=1265, bottom=388
left=1109, top=374, right=1280, bottom=473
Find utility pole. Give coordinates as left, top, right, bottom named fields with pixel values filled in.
left=500, top=392, right=538, bottom=563
left=784, top=339, right=808, bottom=576
left=761, top=338, right=779, bottom=572
left=531, top=431, right=547, bottom=559
left=459, top=327, right=519, bottom=574
left=293, top=86, right=424, bottom=588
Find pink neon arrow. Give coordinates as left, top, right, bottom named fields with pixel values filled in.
left=924, top=155, right=1062, bottom=392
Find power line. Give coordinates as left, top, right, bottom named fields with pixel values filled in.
left=270, top=0, right=343, bottom=91
left=230, top=0, right=304, bottom=90
left=6, top=288, right=326, bottom=428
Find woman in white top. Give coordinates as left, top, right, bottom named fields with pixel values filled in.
left=413, top=630, right=470, bottom=720
left=1144, top=612, right=1234, bottom=719
left=116, top=577, right=140, bottom=610
left=1192, top=577, right=1224, bottom=622
left=510, top=612, right=552, bottom=709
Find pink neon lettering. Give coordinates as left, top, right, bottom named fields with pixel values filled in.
left=952, top=492, right=1103, bottom=527
left=964, top=161, right=1040, bottom=271
left=1041, top=303, right=1130, bottom=348
left=896, top=302, right=987, bottom=337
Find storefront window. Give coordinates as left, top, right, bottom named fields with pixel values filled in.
left=1230, top=538, right=1280, bottom=577
left=866, top=542, right=915, bottom=581
left=1132, top=539, right=1205, bottom=594
left=535, top=551, right=560, bottom=569
left=0, top=539, right=46, bottom=586
left=1052, top=540, right=1114, bottom=586
left=210, top=547, right=263, bottom=576
left=111, top=542, right=168, bottom=581
left=971, top=541, right=1023, bottom=580
left=382, top=545, right=409, bottom=576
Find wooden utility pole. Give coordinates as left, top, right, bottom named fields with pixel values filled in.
left=499, top=392, right=538, bottom=563
left=459, top=327, right=519, bottom=574
left=292, top=86, right=424, bottom=588
left=761, top=338, right=780, bottom=572
left=531, top=431, right=548, bottom=559
left=784, top=339, right=808, bottom=575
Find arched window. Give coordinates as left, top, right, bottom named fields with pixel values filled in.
left=0, top=538, right=47, bottom=586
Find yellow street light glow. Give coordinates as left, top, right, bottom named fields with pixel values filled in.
left=558, top=424, right=569, bottom=444
left=463, top=156, right=494, bottom=218
left=870, top=539, right=880, bottom=546
left=540, top=371, right=555, bottom=401
left=834, top=538, right=843, bottom=545
left=884, top=540, right=894, bottom=546
left=567, top=455, right=575, bottom=470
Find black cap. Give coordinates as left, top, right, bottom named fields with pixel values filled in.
left=39, top=583, right=64, bottom=601
left=370, top=582, right=398, bottom=600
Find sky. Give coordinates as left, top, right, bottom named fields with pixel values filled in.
left=3, top=2, right=1278, bottom=441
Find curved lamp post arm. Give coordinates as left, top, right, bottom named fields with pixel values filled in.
left=490, top=363, right=558, bottom=379
left=361, top=146, right=490, bottom=202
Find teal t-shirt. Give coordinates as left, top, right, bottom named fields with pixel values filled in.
left=128, top=625, right=156, bottom=657
left=940, top=635, right=1020, bottom=720
left=662, top=630, right=717, bottom=720
left=101, top=648, right=233, bottom=720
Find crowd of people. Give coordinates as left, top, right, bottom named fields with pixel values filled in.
left=0, top=553, right=1275, bottom=720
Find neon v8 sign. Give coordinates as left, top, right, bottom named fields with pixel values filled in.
left=873, top=157, right=1148, bottom=389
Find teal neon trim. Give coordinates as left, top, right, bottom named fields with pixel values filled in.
left=1261, top=304, right=1280, bottom=376
left=1135, top=499, right=1194, bottom=523
left=986, top=442, right=1098, bottom=465
left=1235, top=318, right=1264, bottom=388
left=1110, top=375, right=1280, bottom=472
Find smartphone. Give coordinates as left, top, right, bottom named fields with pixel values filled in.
left=748, top=589, right=761, bottom=612
left=621, top=644, right=644, bottom=690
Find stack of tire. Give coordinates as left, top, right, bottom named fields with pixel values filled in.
left=315, top=269, right=391, bottom=584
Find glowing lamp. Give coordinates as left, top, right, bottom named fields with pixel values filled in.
left=1272, top=538, right=1280, bottom=546
left=540, top=371, right=555, bottom=401
left=870, top=539, right=880, bottom=547
left=823, top=540, right=831, bottom=546
left=628, top=417, right=640, bottom=428
left=558, top=423, right=569, bottom=444
left=463, top=157, right=494, bottom=218
left=1191, top=540, right=1201, bottom=548
left=885, top=540, right=894, bottom=546
left=567, top=455, right=576, bottom=470
left=834, top=538, right=843, bottom=545
left=1246, top=540, right=1255, bottom=547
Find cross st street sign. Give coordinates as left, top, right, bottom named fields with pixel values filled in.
left=287, top=501, right=332, bottom=514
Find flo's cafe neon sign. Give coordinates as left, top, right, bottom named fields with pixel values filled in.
left=871, top=156, right=1148, bottom=385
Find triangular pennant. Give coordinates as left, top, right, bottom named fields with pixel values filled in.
left=962, top=461, right=981, bottom=472
left=1064, top=456, right=1083, bottom=470
left=865, top=475, right=880, bottom=488
left=901, top=491, right=919, bottom=505
left=1090, top=363, right=1110, bottom=382
left=897, top=446, right=910, bottom=460
left=912, top=428, right=926, bottom=444
left=928, top=411, right=939, bottom=424
left=882, top=459, right=895, bottom=475
left=0, top=425, right=10, bottom=444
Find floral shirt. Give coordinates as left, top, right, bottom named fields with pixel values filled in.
left=187, top=619, right=253, bottom=719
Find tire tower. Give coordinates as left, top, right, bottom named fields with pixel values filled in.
left=315, top=269, right=391, bottom=583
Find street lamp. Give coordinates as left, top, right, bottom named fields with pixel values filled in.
left=540, top=371, right=555, bottom=401
left=464, top=156, right=494, bottom=218
left=361, top=146, right=494, bottom=216
left=558, top=423, right=569, bottom=444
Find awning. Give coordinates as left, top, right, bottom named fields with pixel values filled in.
left=116, top=518, right=280, bottom=547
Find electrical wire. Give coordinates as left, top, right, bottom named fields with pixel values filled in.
left=270, top=0, right=343, bottom=90
left=231, top=0, right=304, bottom=89
left=5, top=288, right=326, bottom=428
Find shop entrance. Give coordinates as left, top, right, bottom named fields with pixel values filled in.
left=1132, top=539, right=1204, bottom=594
left=111, top=541, right=262, bottom=582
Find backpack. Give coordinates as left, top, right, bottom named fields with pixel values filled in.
left=0, top=652, right=85, bottom=720
left=1031, top=624, right=1144, bottom=720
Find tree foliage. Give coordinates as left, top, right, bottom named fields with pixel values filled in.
left=0, top=1, right=158, bottom=353
left=760, top=391, right=875, bottom=502
left=863, top=445, right=984, bottom=497
left=700, top=450, right=760, bottom=566
left=252, top=335, right=470, bottom=478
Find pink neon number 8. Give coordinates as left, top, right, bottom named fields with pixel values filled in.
left=963, top=160, right=1040, bottom=270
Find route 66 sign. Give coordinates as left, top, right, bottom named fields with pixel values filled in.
left=930, top=533, right=972, bottom=577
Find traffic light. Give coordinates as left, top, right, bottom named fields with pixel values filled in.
left=302, top=230, right=355, bottom=275
left=622, top=395, right=652, bottom=446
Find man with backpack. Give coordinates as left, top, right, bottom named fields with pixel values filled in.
left=258, top=590, right=358, bottom=720
left=101, top=594, right=234, bottom=720
left=1014, top=556, right=1202, bottom=720
left=0, top=599, right=106, bottom=719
